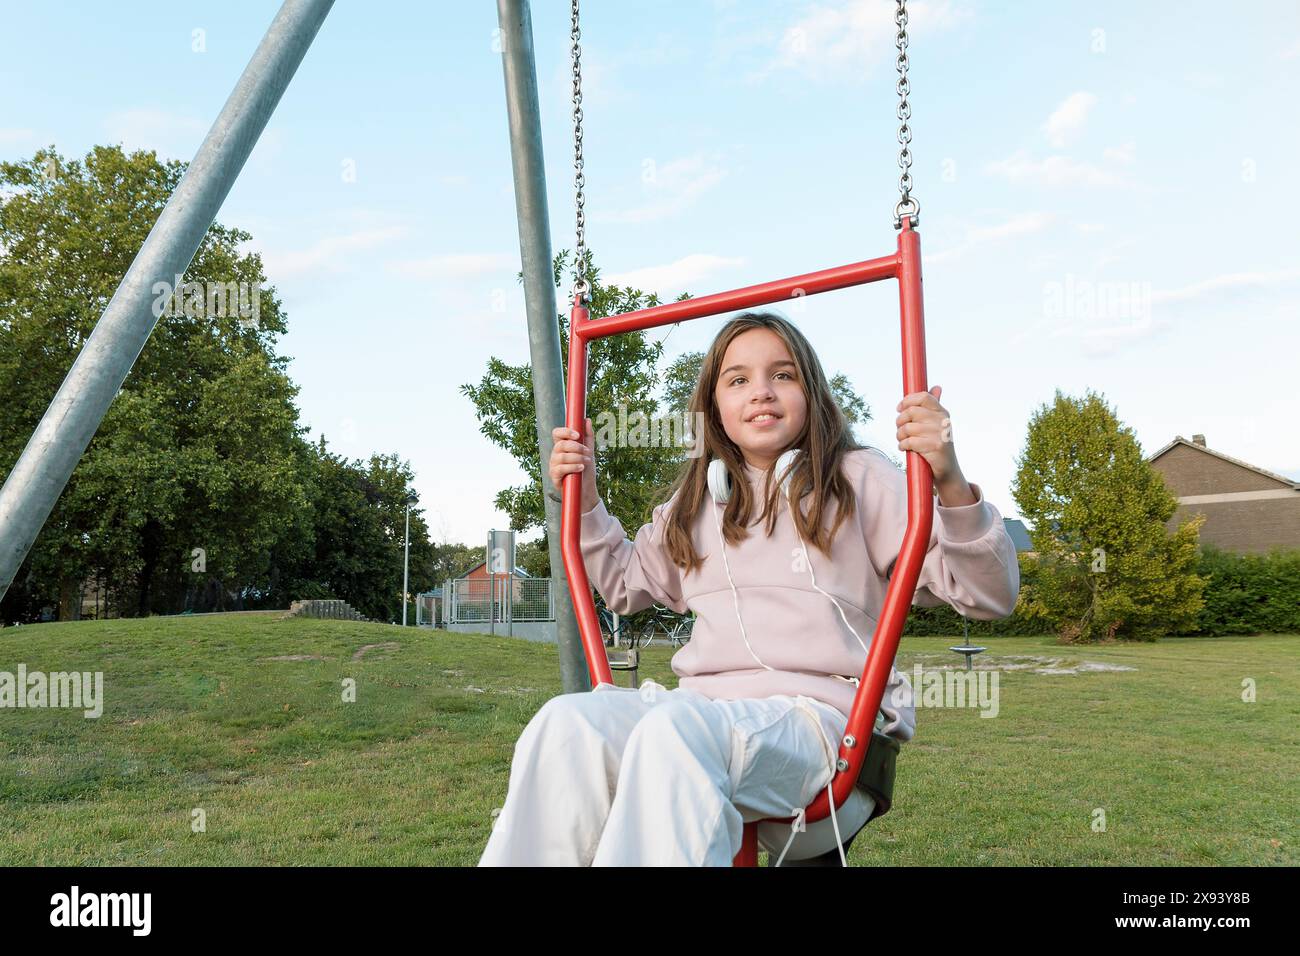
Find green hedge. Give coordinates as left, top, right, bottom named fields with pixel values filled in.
left=902, top=552, right=1045, bottom=637
left=1185, top=544, right=1300, bottom=635
left=901, top=545, right=1300, bottom=638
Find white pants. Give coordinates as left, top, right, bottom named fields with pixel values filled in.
left=477, top=679, right=875, bottom=866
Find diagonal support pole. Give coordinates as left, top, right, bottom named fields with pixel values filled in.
left=0, top=0, right=335, bottom=604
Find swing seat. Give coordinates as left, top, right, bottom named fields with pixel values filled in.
left=604, top=647, right=639, bottom=687
left=759, top=727, right=899, bottom=865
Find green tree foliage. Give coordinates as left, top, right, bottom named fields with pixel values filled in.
left=0, top=145, right=309, bottom=618
left=275, top=440, right=436, bottom=623
left=1011, top=388, right=1206, bottom=642
left=430, top=541, right=486, bottom=585
left=514, top=538, right=551, bottom=579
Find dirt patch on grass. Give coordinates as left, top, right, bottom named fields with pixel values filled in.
left=906, top=653, right=1137, bottom=675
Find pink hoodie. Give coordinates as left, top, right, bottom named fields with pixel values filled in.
left=579, top=447, right=1021, bottom=742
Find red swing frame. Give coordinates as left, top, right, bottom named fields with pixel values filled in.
left=558, top=215, right=931, bottom=866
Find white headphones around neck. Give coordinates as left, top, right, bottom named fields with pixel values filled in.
left=706, top=448, right=802, bottom=505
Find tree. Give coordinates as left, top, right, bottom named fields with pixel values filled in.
left=430, top=541, right=485, bottom=584
left=1011, top=388, right=1206, bottom=642
left=272, top=439, right=435, bottom=622
left=515, top=538, right=551, bottom=578
left=0, top=145, right=311, bottom=620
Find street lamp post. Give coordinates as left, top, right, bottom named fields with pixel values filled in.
left=402, top=494, right=415, bottom=626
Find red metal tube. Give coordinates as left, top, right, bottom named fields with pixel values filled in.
left=574, top=254, right=899, bottom=343
left=560, top=297, right=614, bottom=688
left=557, top=218, right=930, bottom=864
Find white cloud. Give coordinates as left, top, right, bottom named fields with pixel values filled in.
left=102, top=108, right=206, bottom=159
left=924, top=211, right=1053, bottom=263
left=1150, top=268, right=1300, bottom=305
left=594, top=153, right=728, bottom=225
left=923, top=246, right=965, bottom=265
left=1010, top=297, right=1171, bottom=358
left=604, top=254, right=746, bottom=297
left=0, top=128, right=36, bottom=148
left=989, top=97, right=1138, bottom=191
left=386, top=253, right=518, bottom=280
left=1060, top=311, right=1167, bottom=358
left=1183, top=72, right=1225, bottom=90
left=1103, top=141, right=1135, bottom=164
left=102, top=108, right=282, bottom=169
left=755, top=0, right=972, bottom=82
left=1011, top=267, right=1300, bottom=357
left=984, top=150, right=1128, bottom=188
left=1283, top=38, right=1300, bottom=59
left=446, top=308, right=528, bottom=343
left=1091, top=236, right=1139, bottom=273
left=1042, top=92, right=1097, bottom=149
left=966, top=211, right=1054, bottom=242
left=260, top=227, right=409, bottom=279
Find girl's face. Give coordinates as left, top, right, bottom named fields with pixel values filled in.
left=713, top=327, right=808, bottom=471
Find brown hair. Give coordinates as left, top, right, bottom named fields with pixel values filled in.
left=661, top=311, right=866, bottom=576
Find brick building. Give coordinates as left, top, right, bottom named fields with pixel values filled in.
left=1146, top=434, right=1300, bottom=555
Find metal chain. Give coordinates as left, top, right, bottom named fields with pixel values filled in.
left=893, top=0, right=919, bottom=229
left=570, top=0, right=589, bottom=301
left=571, top=1, right=912, bottom=246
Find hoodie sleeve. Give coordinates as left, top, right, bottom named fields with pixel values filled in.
left=858, top=448, right=1020, bottom=620
left=880, top=664, right=917, bottom=743
left=579, top=496, right=688, bottom=616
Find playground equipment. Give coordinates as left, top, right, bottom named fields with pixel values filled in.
left=950, top=612, right=988, bottom=670
left=0, top=0, right=936, bottom=868
left=553, top=0, right=933, bottom=867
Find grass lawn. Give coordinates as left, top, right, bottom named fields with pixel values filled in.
left=0, top=613, right=1294, bottom=866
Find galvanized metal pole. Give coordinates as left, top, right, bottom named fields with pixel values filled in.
left=402, top=501, right=412, bottom=626
left=0, top=0, right=335, bottom=604
left=496, top=0, right=586, bottom=690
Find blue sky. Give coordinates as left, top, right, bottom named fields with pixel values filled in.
left=2, top=1, right=1298, bottom=547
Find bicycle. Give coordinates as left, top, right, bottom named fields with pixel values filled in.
left=637, top=603, right=694, bottom=649
left=669, top=613, right=694, bottom=649
left=595, top=593, right=636, bottom=648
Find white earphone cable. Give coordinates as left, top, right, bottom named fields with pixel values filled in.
left=712, top=499, right=775, bottom=672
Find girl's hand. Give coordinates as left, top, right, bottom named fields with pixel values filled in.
left=550, top=417, right=599, bottom=513
left=896, top=385, right=962, bottom=486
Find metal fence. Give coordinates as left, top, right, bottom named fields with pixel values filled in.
left=414, top=592, right=441, bottom=627
left=447, top=576, right=553, bottom=625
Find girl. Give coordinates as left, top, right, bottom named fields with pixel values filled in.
left=478, top=311, right=1019, bottom=867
